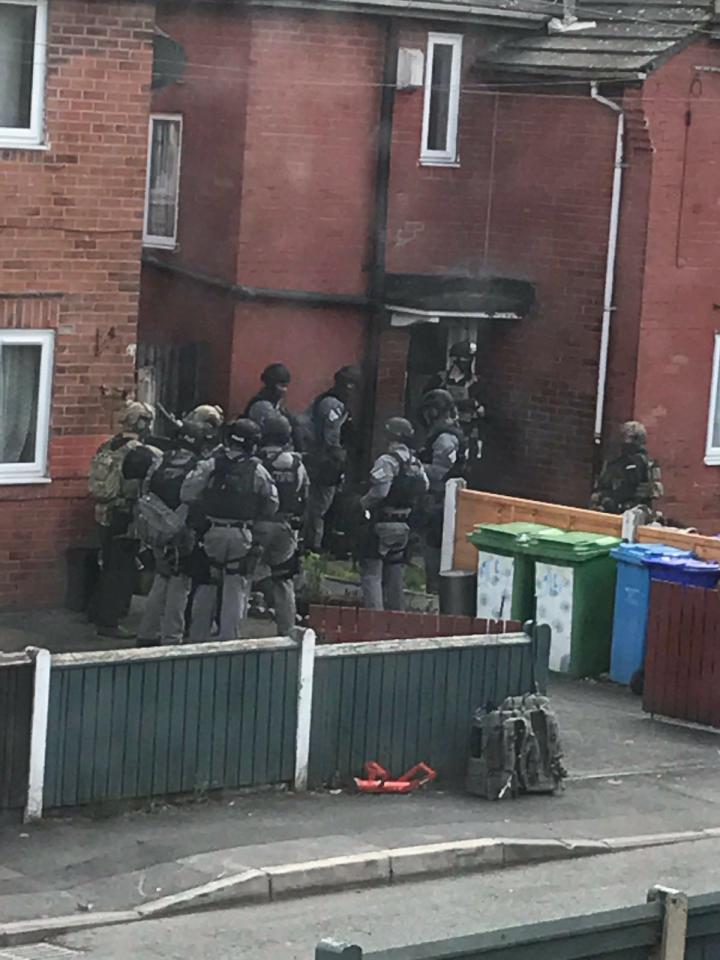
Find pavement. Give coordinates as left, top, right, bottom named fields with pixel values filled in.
left=0, top=675, right=718, bottom=935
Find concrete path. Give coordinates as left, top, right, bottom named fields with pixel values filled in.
left=0, top=676, right=717, bottom=928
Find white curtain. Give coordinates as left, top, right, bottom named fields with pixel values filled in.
left=0, top=345, right=40, bottom=464
left=0, top=5, right=35, bottom=128
left=147, top=120, right=180, bottom=237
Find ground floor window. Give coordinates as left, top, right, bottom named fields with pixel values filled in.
left=0, top=329, right=54, bottom=482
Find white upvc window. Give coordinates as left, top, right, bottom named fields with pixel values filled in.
left=0, top=329, right=54, bottom=483
left=420, top=32, right=463, bottom=166
left=0, top=0, right=48, bottom=148
left=143, top=114, right=183, bottom=249
left=705, top=334, right=720, bottom=465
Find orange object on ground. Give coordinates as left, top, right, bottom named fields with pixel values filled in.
left=354, top=761, right=437, bottom=794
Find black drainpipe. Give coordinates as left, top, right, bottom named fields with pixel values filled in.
left=360, top=16, right=398, bottom=469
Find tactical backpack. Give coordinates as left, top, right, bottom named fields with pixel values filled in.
left=466, top=694, right=566, bottom=801
left=261, top=449, right=306, bottom=519
left=383, top=452, right=428, bottom=512
left=135, top=494, right=189, bottom=550
left=149, top=447, right=198, bottom=510
left=202, top=454, right=261, bottom=521
left=88, top=438, right=137, bottom=504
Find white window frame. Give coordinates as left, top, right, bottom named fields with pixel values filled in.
left=420, top=32, right=463, bottom=166
left=0, top=0, right=48, bottom=149
left=705, top=333, right=720, bottom=465
left=143, top=113, right=183, bottom=250
left=0, top=329, right=54, bottom=484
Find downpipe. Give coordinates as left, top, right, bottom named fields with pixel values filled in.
left=590, top=82, right=625, bottom=474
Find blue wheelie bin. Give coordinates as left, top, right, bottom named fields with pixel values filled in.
left=644, top=555, right=720, bottom=588
left=609, top=543, right=694, bottom=686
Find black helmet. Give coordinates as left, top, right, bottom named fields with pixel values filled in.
left=449, top=339, right=477, bottom=360
left=226, top=418, right=261, bottom=454
left=385, top=417, right=414, bottom=442
left=334, top=365, right=362, bottom=387
left=261, top=411, right=292, bottom=447
left=261, top=363, right=291, bottom=387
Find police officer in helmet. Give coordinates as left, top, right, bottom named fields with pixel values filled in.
left=303, top=365, right=361, bottom=552
left=357, top=417, right=428, bottom=611
left=417, top=388, right=467, bottom=593
left=135, top=405, right=224, bottom=646
left=254, top=412, right=310, bottom=633
left=245, top=364, right=293, bottom=433
left=181, top=418, right=278, bottom=640
left=591, top=420, right=663, bottom=518
left=425, top=339, right=485, bottom=464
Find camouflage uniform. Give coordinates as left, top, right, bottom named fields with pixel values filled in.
left=591, top=421, right=663, bottom=516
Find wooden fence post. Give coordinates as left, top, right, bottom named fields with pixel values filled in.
left=293, top=627, right=316, bottom=792
left=24, top=647, right=51, bottom=823
left=315, top=940, right=362, bottom=959
left=529, top=623, right=551, bottom=695
left=648, top=886, right=688, bottom=960
left=440, top=477, right=466, bottom=574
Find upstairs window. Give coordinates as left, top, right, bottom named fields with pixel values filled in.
left=706, top=334, right=720, bottom=465
left=0, top=0, right=48, bottom=147
left=144, top=114, right=183, bottom=249
left=0, top=329, right=54, bottom=483
left=420, top=33, right=462, bottom=165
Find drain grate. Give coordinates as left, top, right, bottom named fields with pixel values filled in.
left=0, top=947, right=82, bottom=960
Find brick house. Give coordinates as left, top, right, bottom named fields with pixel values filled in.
left=0, top=0, right=154, bottom=607
left=138, top=0, right=720, bottom=529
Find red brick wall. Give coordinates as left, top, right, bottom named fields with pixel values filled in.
left=632, top=42, right=720, bottom=528
left=0, top=0, right=154, bottom=608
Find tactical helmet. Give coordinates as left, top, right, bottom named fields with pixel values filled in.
left=419, top=388, right=456, bottom=424
left=226, top=417, right=262, bottom=454
left=334, top=365, right=362, bottom=387
left=384, top=417, right=414, bottom=442
left=261, top=363, right=291, bottom=387
left=261, top=411, right=292, bottom=447
left=120, top=401, right=154, bottom=432
left=449, top=340, right=477, bottom=360
left=183, top=404, right=224, bottom=441
left=621, top=420, right=647, bottom=448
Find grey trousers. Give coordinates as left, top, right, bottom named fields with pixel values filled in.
left=254, top=519, right=298, bottom=635
left=360, top=558, right=406, bottom=611
left=305, top=484, right=337, bottom=553
left=189, top=525, right=252, bottom=641
left=138, top=564, right=190, bottom=644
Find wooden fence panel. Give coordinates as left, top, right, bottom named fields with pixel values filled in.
left=644, top=582, right=720, bottom=727
left=307, top=634, right=539, bottom=788
left=309, top=606, right=521, bottom=644
left=43, top=641, right=298, bottom=808
left=0, top=658, right=33, bottom=811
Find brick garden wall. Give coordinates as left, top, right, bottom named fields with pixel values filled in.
left=0, top=0, right=154, bottom=607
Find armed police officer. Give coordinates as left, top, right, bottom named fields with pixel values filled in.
left=245, top=363, right=294, bottom=434
left=181, top=418, right=278, bottom=640
left=302, top=365, right=361, bottom=552
left=357, top=418, right=428, bottom=611
left=425, top=339, right=485, bottom=464
left=88, top=400, right=156, bottom=640
left=591, top=420, right=663, bottom=518
left=417, top=388, right=468, bottom=593
left=135, top=405, right=224, bottom=647
left=254, top=412, right=310, bottom=633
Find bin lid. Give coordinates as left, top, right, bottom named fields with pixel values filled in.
left=644, top=556, right=720, bottom=574
left=525, top=528, right=621, bottom=563
left=610, top=543, right=695, bottom=567
left=468, top=521, right=560, bottom=552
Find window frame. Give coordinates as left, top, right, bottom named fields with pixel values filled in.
left=420, top=32, right=463, bottom=166
left=0, top=328, right=54, bottom=484
left=0, top=0, right=48, bottom=149
left=705, top=333, right=720, bottom=465
left=143, top=113, right=183, bottom=250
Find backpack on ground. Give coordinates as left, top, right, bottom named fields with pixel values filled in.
left=88, top=439, right=137, bottom=504
left=135, top=493, right=189, bottom=550
left=466, top=694, right=566, bottom=800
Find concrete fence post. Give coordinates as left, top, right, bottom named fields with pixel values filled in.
left=315, top=940, right=363, bottom=959
left=440, top=477, right=466, bottom=574
left=23, top=646, right=51, bottom=823
left=293, top=627, right=316, bottom=792
left=648, top=885, right=688, bottom=960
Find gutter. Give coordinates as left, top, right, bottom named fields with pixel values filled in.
left=590, top=82, right=625, bottom=462
left=142, top=253, right=370, bottom=309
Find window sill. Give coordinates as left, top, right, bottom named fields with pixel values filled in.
left=0, top=475, right=52, bottom=486
left=0, top=138, right=49, bottom=152
left=705, top=454, right=720, bottom=466
left=419, top=157, right=460, bottom=168
left=143, top=239, right=178, bottom=251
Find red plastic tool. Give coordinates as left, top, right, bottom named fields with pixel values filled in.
left=354, top=761, right=437, bottom=794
